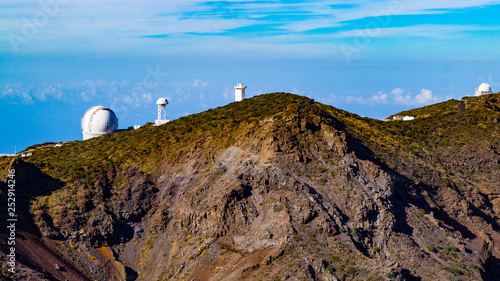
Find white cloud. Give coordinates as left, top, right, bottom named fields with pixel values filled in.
left=0, top=80, right=156, bottom=106
left=117, top=92, right=152, bottom=108
left=3, top=0, right=500, bottom=57
left=319, top=92, right=340, bottom=104
left=20, top=91, right=33, bottom=104
left=142, top=93, right=153, bottom=103
left=324, top=87, right=441, bottom=106
left=192, top=79, right=208, bottom=87
left=174, top=87, right=184, bottom=94
left=345, top=95, right=367, bottom=104
left=370, top=91, right=388, bottom=103
left=391, top=87, right=439, bottom=105
left=391, top=87, right=413, bottom=105
left=390, top=88, right=405, bottom=96
left=280, top=19, right=340, bottom=33
left=339, top=91, right=388, bottom=105
left=0, top=84, right=33, bottom=104
left=81, top=91, right=91, bottom=102
left=223, top=87, right=231, bottom=100
left=394, top=94, right=413, bottom=105
left=415, top=88, right=439, bottom=104
left=333, top=0, right=500, bottom=23
left=330, top=25, right=496, bottom=40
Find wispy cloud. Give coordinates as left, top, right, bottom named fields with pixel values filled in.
left=192, top=79, right=208, bottom=87
left=389, top=88, right=440, bottom=105
left=321, top=87, right=441, bottom=106
left=0, top=80, right=151, bottom=106
left=330, top=24, right=495, bottom=39
left=2, top=0, right=500, bottom=58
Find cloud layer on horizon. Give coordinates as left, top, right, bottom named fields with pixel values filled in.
left=0, top=78, right=214, bottom=112
left=321, top=87, right=442, bottom=107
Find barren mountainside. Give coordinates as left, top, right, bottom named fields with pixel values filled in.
left=1, top=92, right=500, bottom=281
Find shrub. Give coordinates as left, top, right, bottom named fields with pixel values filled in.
left=316, top=178, right=327, bottom=185
left=316, top=166, right=327, bottom=173
left=327, top=264, right=335, bottom=273
left=426, top=244, right=437, bottom=253
left=450, top=267, right=462, bottom=275
left=347, top=266, right=357, bottom=275
left=469, top=263, right=480, bottom=272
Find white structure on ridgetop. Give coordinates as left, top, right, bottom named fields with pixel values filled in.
left=234, top=83, right=246, bottom=102
left=475, top=83, right=493, bottom=96
left=155, top=97, right=170, bottom=126
left=82, top=106, right=118, bottom=140
left=392, top=115, right=415, bottom=121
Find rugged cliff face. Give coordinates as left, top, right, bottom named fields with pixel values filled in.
left=1, top=93, right=499, bottom=280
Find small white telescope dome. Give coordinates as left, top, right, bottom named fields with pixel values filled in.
left=81, top=106, right=118, bottom=140
left=156, top=97, right=169, bottom=105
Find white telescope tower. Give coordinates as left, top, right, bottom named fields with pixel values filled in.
left=155, top=97, right=170, bottom=126
left=234, top=83, right=246, bottom=102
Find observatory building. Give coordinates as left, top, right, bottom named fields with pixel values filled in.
left=475, top=83, right=493, bottom=96
left=235, top=83, right=246, bottom=102
left=155, top=97, right=170, bottom=126
left=81, top=106, right=118, bottom=140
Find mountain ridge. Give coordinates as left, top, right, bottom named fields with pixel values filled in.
left=1, top=92, right=499, bottom=280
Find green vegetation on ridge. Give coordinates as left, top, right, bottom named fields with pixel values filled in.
left=20, top=92, right=500, bottom=190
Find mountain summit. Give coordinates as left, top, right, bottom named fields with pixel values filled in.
left=1, top=92, right=500, bottom=280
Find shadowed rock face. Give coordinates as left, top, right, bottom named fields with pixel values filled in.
left=1, top=92, right=500, bottom=281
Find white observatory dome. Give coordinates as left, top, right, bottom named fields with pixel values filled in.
left=156, top=97, right=168, bottom=105
left=81, top=106, right=118, bottom=140
left=478, top=83, right=492, bottom=92
left=475, top=83, right=493, bottom=96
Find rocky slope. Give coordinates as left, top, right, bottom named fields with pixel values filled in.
left=1, top=92, right=499, bottom=280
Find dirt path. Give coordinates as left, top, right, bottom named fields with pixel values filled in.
left=165, top=240, right=177, bottom=270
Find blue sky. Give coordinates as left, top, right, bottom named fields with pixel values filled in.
left=1, top=0, right=500, bottom=153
